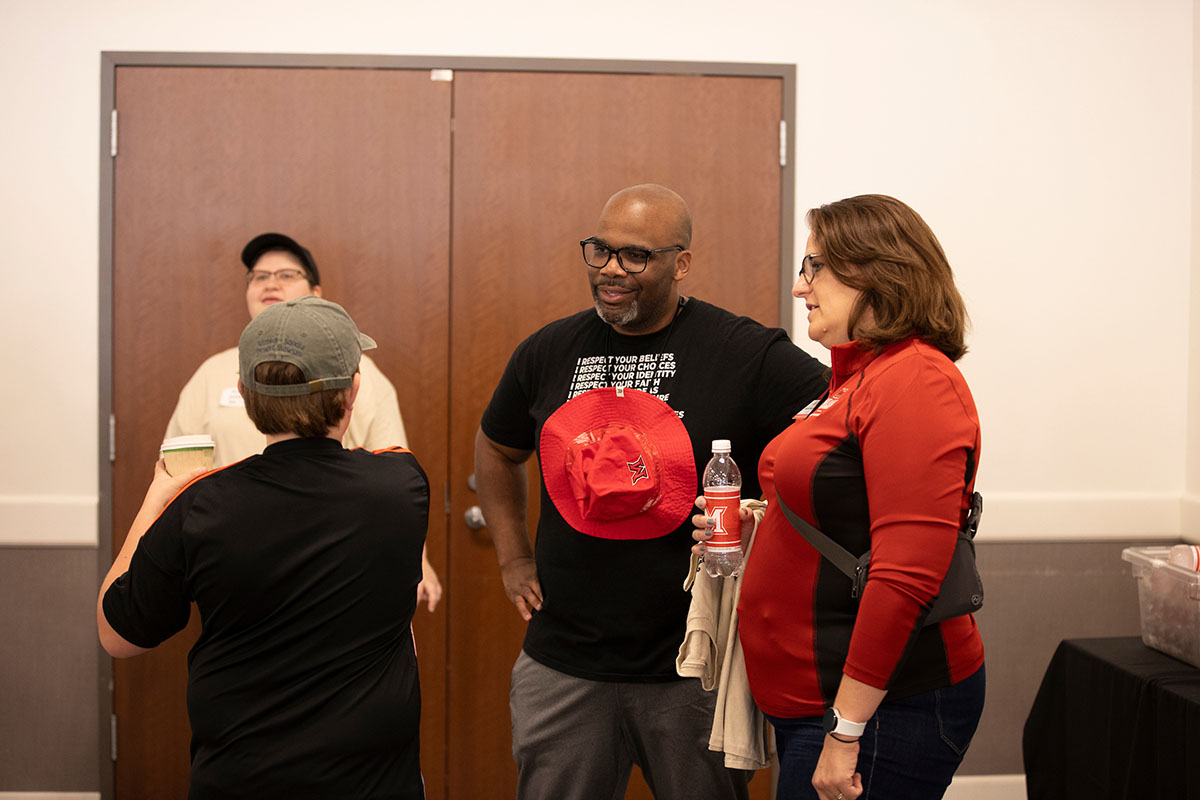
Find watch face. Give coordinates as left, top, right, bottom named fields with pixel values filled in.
left=822, top=707, right=837, bottom=733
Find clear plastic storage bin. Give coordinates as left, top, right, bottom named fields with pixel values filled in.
left=1122, top=546, right=1200, bottom=669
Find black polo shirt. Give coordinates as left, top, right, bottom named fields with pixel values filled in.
left=104, top=437, right=429, bottom=800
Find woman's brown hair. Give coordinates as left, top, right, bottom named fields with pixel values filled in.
left=806, top=194, right=969, bottom=361
left=243, top=361, right=349, bottom=438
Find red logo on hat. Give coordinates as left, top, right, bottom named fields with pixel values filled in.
left=627, top=456, right=649, bottom=486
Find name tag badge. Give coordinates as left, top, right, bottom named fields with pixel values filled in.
left=795, top=399, right=820, bottom=418
left=796, top=391, right=842, bottom=419
left=219, top=387, right=245, bottom=408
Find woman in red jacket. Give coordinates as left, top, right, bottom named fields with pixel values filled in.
left=700, top=195, right=985, bottom=800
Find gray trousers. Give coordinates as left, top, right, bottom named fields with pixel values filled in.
left=510, top=651, right=752, bottom=800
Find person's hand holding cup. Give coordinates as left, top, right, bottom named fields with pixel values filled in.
left=160, top=435, right=215, bottom=476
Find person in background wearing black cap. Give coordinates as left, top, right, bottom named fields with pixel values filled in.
left=99, top=296, right=429, bottom=799
left=165, top=232, right=441, bottom=611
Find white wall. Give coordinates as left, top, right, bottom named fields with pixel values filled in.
left=0, top=0, right=1194, bottom=544
left=1189, top=0, right=1200, bottom=542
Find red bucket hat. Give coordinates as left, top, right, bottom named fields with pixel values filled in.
left=540, top=387, right=697, bottom=540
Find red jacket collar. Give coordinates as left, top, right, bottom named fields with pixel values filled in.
left=829, top=337, right=921, bottom=391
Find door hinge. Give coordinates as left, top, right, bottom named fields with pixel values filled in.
left=444, top=483, right=452, bottom=515
left=109, top=413, right=116, bottom=462
left=110, top=713, right=118, bottom=761
left=779, top=120, right=787, bottom=168
left=110, top=109, right=118, bottom=158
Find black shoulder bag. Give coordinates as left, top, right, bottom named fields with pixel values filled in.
left=774, top=490, right=984, bottom=625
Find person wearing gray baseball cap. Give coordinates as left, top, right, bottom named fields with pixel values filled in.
left=99, top=295, right=429, bottom=798
left=163, top=232, right=441, bottom=611
left=239, top=295, right=377, bottom=398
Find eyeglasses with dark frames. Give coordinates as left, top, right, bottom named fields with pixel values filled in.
left=798, top=254, right=825, bottom=284
left=580, top=238, right=684, bottom=274
left=246, top=268, right=309, bottom=286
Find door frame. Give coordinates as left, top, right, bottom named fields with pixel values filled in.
left=97, top=50, right=796, bottom=799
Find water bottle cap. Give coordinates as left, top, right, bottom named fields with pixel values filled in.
left=711, top=439, right=731, bottom=452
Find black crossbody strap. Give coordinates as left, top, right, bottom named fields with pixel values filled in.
left=774, top=489, right=859, bottom=578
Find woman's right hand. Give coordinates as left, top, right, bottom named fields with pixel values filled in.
left=691, top=496, right=756, bottom=558
left=690, top=496, right=714, bottom=558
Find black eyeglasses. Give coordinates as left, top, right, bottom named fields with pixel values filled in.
left=580, top=238, right=684, bottom=274
left=246, top=268, right=309, bottom=286
left=798, top=254, right=825, bottom=284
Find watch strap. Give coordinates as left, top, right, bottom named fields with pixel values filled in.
left=830, top=707, right=867, bottom=737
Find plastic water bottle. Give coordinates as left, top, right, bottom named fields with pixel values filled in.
left=1169, top=544, right=1200, bottom=571
left=703, top=439, right=743, bottom=578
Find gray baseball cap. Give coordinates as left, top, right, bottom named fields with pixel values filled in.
left=238, top=296, right=377, bottom=396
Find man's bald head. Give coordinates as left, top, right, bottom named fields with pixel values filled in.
left=599, top=184, right=692, bottom=249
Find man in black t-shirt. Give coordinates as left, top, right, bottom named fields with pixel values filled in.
left=99, top=297, right=428, bottom=800
left=475, top=184, right=827, bottom=799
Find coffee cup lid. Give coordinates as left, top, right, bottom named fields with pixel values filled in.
left=161, top=435, right=215, bottom=452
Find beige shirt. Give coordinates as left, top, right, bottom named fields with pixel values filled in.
left=677, top=499, right=770, bottom=771
left=165, top=347, right=407, bottom=467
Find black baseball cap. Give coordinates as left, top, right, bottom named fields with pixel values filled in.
left=241, top=233, right=321, bottom=286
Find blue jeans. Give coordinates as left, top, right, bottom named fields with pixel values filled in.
left=765, top=665, right=985, bottom=800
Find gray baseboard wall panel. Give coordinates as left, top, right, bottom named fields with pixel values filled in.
left=957, top=539, right=1165, bottom=776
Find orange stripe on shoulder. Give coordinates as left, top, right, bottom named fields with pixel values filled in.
left=372, top=446, right=413, bottom=455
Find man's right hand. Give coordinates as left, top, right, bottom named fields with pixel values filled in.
left=500, top=556, right=543, bottom=621
left=475, top=427, right=542, bottom=620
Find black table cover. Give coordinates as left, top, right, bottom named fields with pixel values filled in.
left=1023, top=636, right=1200, bottom=800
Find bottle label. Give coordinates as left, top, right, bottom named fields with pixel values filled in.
left=704, top=486, right=741, bottom=549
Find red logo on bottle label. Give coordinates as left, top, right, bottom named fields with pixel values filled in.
left=704, top=486, right=741, bottom=549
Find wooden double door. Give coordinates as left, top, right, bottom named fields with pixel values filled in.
left=108, top=61, right=788, bottom=799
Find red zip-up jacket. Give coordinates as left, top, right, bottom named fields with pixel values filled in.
left=737, top=337, right=984, bottom=718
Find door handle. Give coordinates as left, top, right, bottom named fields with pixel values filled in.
left=464, top=505, right=486, bottom=530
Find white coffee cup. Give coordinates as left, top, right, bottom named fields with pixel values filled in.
left=161, top=435, right=215, bottom=476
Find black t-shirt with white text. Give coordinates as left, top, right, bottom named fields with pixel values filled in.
left=481, top=299, right=827, bottom=681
